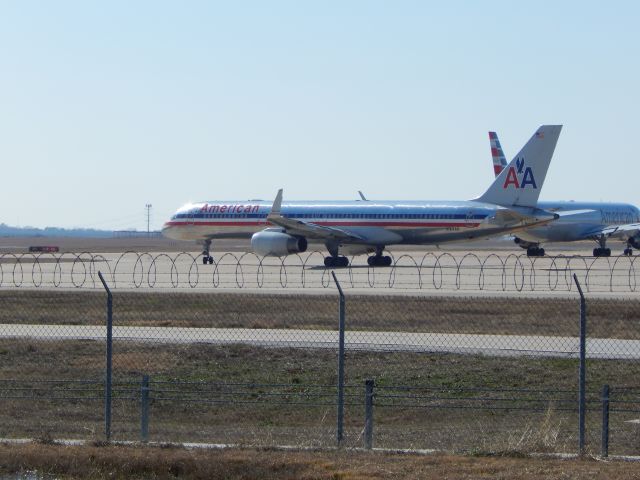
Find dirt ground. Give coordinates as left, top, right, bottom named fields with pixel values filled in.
left=1, top=442, right=639, bottom=480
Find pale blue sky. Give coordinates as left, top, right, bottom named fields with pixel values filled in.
left=1, top=1, right=638, bottom=230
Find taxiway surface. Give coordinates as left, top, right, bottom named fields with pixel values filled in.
left=1, top=323, right=637, bottom=359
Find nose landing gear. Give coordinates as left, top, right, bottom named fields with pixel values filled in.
left=623, top=238, right=639, bottom=256
left=202, top=239, right=214, bottom=264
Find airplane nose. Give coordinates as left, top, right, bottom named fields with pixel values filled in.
left=161, top=223, right=174, bottom=238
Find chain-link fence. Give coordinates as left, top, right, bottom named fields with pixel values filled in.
left=1, top=281, right=639, bottom=456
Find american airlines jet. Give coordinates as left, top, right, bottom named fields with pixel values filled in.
left=489, top=131, right=640, bottom=257
left=163, top=125, right=562, bottom=267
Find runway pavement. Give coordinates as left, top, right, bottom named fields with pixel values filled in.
left=1, top=248, right=639, bottom=295
left=2, top=323, right=638, bottom=359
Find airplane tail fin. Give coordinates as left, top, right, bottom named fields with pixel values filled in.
left=475, top=125, right=562, bottom=208
left=489, top=131, right=508, bottom=177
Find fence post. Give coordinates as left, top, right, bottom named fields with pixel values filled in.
left=98, top=271, right=113, bottom=442
left=601, top=384, right=610, bottom=458
left=364, top=379, right=375, bottom=449
left=573, top=273, right=586, bottom=456
left=141, top=374, right=150, bottom=442
left=332, top=271, right=346, bottom=447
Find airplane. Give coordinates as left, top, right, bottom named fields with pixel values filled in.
left=489, top=131, right=640, bottom=257
left=162, top=125, right=562, bottom=267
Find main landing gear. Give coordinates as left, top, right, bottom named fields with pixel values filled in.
left=323, top=240, right=350, bottom=268
left=367, top=248, right=392, bottom=267
left=202, top=239, right=214, bottom=265
left=593, top=235, right=611, bottom=257
left=324, top=256, right=349, bottom=268
left=526, top=246, right=545, bottom=257
left=515, top=238, right=545, bottom=257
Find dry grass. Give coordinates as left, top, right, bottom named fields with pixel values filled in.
left=2, top=290, right=640, bottom=455
left=1, top=290, right=640, bottom=338
left=479, top=403, right=566, bottom=455
left=1, top=442, right=639, bottom=480
left=1, top=341, right=639, bottom=454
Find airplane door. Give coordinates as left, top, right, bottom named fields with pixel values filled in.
left=187, top=210, right=196, bottom=227
left=465, top=211, right=475, bottom=228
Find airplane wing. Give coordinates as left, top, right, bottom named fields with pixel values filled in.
left=554, top=209, right=597, bottom=218
left=587, top=223, right=640, bottom=240
left=266, top=189, right=367, bottom=242
left=492, top=206, right=559, bottom=227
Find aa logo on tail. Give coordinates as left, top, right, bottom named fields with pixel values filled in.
left=503, top=157, right=537, bottom=189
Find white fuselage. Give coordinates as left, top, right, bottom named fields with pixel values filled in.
left=162, top=199, right=545, bottom=247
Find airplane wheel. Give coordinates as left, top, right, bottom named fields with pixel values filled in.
left=605, top=248, right=611, bottom=257
left=593, top=248, right=600, bottom=257
left=202, top=257, right=208, bottom=265
left=527, top=247, right=543, bottom=257
left=208, top=256, right=214, bottom=264
left=624, top=248, right=633, bottom=256
left=368, top=255, right=391, bottom=267
left=326, top=256, right=349, bottom=268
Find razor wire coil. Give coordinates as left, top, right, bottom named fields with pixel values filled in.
left=0, top=250, right=639, bottom=292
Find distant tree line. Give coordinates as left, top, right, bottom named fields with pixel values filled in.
left=0, top=223, right=113, bottom=238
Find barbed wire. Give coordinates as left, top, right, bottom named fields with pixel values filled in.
left=0, top=378, right=609, bottom=413
left=0, top=250, right=638, bottom=292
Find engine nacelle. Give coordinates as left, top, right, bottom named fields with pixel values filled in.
left=251, top=230, right=308, bottom=257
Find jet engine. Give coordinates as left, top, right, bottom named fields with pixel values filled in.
left=251, top=229, right=308, bottom=257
